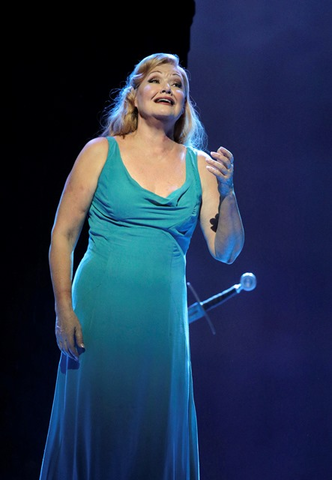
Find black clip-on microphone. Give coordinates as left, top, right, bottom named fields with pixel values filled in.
left=187, top=272, right=257, bottom=334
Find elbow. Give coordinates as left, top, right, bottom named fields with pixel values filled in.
left=212, top=237, right=245, bottom=264
left=223, top=251, right=241, bottom=264
left=48, top=228, right=77, bottom=265
left=212, top=251, right=239, bottom=265
left=221, top=255, right=236, bottom=265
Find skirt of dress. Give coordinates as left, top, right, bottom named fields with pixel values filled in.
left=39, top=228, right=200, bottom=480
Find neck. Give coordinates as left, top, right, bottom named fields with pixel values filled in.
left=132, top=122, right=176, bottom=151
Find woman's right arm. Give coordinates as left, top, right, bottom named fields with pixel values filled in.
left=49, top=137, right=109, bottom=361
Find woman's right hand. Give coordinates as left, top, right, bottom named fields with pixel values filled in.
left=55, top=309, right=85, bottom=362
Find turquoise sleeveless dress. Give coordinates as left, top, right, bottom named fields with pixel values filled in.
left=39, top=136, right=202, bottom=480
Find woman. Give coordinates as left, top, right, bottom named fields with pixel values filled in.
left=39, top=52, right=244, bottom=479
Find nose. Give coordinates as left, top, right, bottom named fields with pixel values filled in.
left=161, top=82, right=172, bottom=94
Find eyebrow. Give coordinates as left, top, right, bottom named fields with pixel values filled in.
left=148, top=70, right=182, bottom=78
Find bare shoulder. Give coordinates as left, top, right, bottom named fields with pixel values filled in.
left=62, top=136, right=111, bottom=200
left=195, top=149, right=213, bottom=184
left=78, top=136, right=109, bottom=164
left=195, top=149, right=210, bottom=163
left=82, top=136, right=109, bottom=152
left=71, top=136, right=110, bottom=178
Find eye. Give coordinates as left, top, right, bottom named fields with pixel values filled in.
left=148, top=77, right=160, bottom=84
left=173, top=81, right=183, bottom=88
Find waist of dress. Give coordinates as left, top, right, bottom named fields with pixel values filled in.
left=88, top=226, right=188, bottom=255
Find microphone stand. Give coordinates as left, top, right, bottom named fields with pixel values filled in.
left=187, top=272, right=257, bottom=334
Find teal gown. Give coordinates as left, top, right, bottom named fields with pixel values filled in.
left=39, top=136, right=203, bottom=480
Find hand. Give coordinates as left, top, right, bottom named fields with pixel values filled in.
left=55, top=309, right=85, bottom=362
left=206, top=146, right=234, bottom=197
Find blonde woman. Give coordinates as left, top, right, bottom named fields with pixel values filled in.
left=40, top=52, right=244, bottom=480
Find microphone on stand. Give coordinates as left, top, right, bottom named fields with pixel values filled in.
left=187, top=272, right=257, bottom=333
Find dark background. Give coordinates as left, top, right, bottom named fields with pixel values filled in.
left=4, top=1, right=332, bottom=479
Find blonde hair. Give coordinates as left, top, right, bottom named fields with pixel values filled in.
left=99, top=53, right=207, bottom=149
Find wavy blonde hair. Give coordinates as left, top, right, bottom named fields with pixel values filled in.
left=100, top=53, right=207, bottom=149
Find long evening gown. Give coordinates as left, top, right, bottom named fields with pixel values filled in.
left=39, top=136, right=202, bottom=479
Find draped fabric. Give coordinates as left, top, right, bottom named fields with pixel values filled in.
left=39, top=136, right=202, bottom=479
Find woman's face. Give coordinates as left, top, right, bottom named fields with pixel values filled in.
left=134, top=63, right=186, bottom=125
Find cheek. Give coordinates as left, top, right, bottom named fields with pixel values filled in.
left=176, top=89, right=186, bottom=103
left=135, top=85, right=153, bottom=108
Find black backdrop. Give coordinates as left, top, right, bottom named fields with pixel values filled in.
left=5, top=4, right=195, bottom=479
left=4, top=1, right=332, bottom=479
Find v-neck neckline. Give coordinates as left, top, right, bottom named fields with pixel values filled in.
left=112, top=137, right=189, bottom=200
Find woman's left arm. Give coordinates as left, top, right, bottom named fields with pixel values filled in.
left=198, top=146, right=245, bottom=264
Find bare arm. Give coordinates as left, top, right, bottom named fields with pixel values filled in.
left=198, top=147, right=245, bottom=264
left=49, top=137, right=109, bottom=360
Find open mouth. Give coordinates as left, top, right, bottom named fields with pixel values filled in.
left=155, top=98, right=174, bottom=105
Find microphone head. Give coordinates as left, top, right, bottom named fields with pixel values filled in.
left=240, top=272, right=257, bottom=291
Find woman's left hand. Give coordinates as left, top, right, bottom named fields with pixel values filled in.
left=206, top=146, right=234, bottom=197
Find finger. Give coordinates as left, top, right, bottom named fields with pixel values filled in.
left=63, top=337, right=80, bottom=361
left=206, top=157, right=233, bottom=174
left=206, top=165, right=233, bottom=182
left=209, top=152, right=233, bottom=170
left=68, top=346, right=80, bottom=362
left=211, top=147, right=234, bottom=164
left=57, top=337, right=79, bottom=361
left=217, top=146, right=233, bottom=161
left=74, top=327, right=85, bottom=351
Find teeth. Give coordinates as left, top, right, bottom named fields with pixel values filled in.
left=157, top=99, right=172, bottom=104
